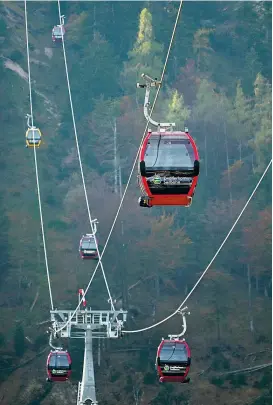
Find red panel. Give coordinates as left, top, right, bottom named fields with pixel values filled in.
left=156, top=339, right=191, bottom=383
left=139, top=131, right=199, bottom=206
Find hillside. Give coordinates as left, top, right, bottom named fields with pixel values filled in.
left=0, top=2, right=271, bottom=405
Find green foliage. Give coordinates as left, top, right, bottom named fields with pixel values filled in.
left=143, top=371, right=156, bottom=385
left=0, top=17, right=7, bottom=36
left=110, top=371, right=122, bottom=382
left=254, top=369, right=272, bottom=389
left=122, top=8, right=163, bottom=91
left=193, top=27, right=215, bottom=71
left=0, top=332, right=6, bottom=347
left=165, top=89, right=190, bottom=128
left=9, top=50, right=24, bottom=63
left=33, top=333, right=48, bottom=351
left=211, top=352, right=230, bottom=371
left=137, top=349, right=150, bottom=372
left=251, top=392, right=272, bottom=405
left=210, top=376, right=225, bottom=387
left=125, top=375, right=133, bottom=393
left=230, top=81, right=253, bottom=142
left=47, top=220, right=71, bottom=231
left=13, top=324, right=25, bottom=357
left=227, top=373, right=247, bottom=388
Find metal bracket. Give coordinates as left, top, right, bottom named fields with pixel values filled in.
left=86, top=218, right=99, bottom=237
left=168, top=306, right=190, bottom=340
left=185, top=196, right=193, bottom=208
left=48, top=327, right=63, bottom=351
left=136, top=73, right=175, bottom=131
left=60, top=15, right=65, bottom=26
left=26, top=113, right=35, bottom=129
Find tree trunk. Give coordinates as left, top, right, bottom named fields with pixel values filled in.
left=98, top=338, right=101, bottom=366
left=247, top=264, right=254, bottom=333
left=113, top=119, right=118, bottom=194
left=255, top=270, right=259, bottom=291
left=223, top=120, right=233, bottom=216
left=204, top=126, right=208, bottom=177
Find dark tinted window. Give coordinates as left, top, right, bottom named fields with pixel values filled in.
left=81, top=238, right=96, bottom=249
left=160, top=342, right=188, bottom=362
left=27, top=129, right=41, bottom=140
left=145, top=136, right=194, bottom=170
left=53, top=26, right=64, bottom=36
left=49, top=354, right=70, bottom=369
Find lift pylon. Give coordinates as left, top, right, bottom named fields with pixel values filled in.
left=51, top=308, right=127, bottom=405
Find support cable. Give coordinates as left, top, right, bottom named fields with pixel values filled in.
left=24, top=0, right=54, bottom=310
left=123, top=160, right=272, bottom=333
left=56, top=1, right=115, bottom=311
left=55, top=0, right=185, bottom=334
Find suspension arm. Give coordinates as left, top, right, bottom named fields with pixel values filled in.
left=136, top=73, right=175, bottom=130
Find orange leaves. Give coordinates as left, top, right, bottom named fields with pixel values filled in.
left=201, top=268, right=233, bottom=285
left=242, top=206, right=272, bottom=273
left=138, top=214, right=192, bottom=273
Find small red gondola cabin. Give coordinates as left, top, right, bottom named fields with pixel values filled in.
left=79, top=234, right=98, bottom=260
left=52, top=25, right=65, bottom=43
left=138, top=129, right=199, bottom=208
left=156, top=339, right=191, bottom=383
left=46, top=350, right=72, bottom=382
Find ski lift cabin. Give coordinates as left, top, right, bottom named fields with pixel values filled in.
left=138, top=129, right=199, bottom=207
left=156, top=339, right=191, bottom=383
left=79, top=234, right=98, bottom=260
left=52, top=25, right=65, bottom=43
left=136, top=73, right=199, bottom=208
left=46, top=350, right=72, bottom=382
left=25, top=127, right=42, bottom=148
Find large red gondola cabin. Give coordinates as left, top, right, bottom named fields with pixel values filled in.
left=138, top=129, right=199, bottom=208
left=46, top=350, right=72, bottom=382
left=156, top=339, right=191, bottom=383
left=79, top=234, right=98, bottom=260
left=52, top=25, right=65, bottom=43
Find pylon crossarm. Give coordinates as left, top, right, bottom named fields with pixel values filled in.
left=50, top=309, right=127, bottom=339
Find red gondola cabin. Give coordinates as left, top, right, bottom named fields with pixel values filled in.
left=52, top=25, right=65, bottom=43
left=79, top=234, right=98, bottom=260
left=156, top=339, right=191, bottom=383
left=138, top=129, right=199, bottom=208
left=46, top=350, right=72, bottom=382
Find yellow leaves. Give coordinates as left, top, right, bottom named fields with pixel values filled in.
left=202, top=268, right=233, bottom=283
left=221, top=160, right=244, bottom=190
left=166, top=90, right=190, bottom=127
left=133, top=8, right=154, bottom=56
left=169, top=90, right=181, bottom=113
left=137, top=8, right=153, bottom=44
left=66, top=12, right=88, bottom=43
left=151, top=213, right=174, bottom=234
left=193, top=28, right=215, bottom=54
left=67, top=12, right=88, bottom=30
left=139, top=214, right=192, bottom=272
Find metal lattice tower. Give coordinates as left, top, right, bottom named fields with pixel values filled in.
left=50, top=307, right=127, bottom=405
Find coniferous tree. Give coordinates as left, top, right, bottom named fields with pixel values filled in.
left=14, top=324, right=25, bottom=357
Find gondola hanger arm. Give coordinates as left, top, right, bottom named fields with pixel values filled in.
left=137, top=73, right=175, bottom=130
left=168, top=306, right=190, bottom=340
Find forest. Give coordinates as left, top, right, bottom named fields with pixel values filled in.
left=0, top=1, right=271, bottom=404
